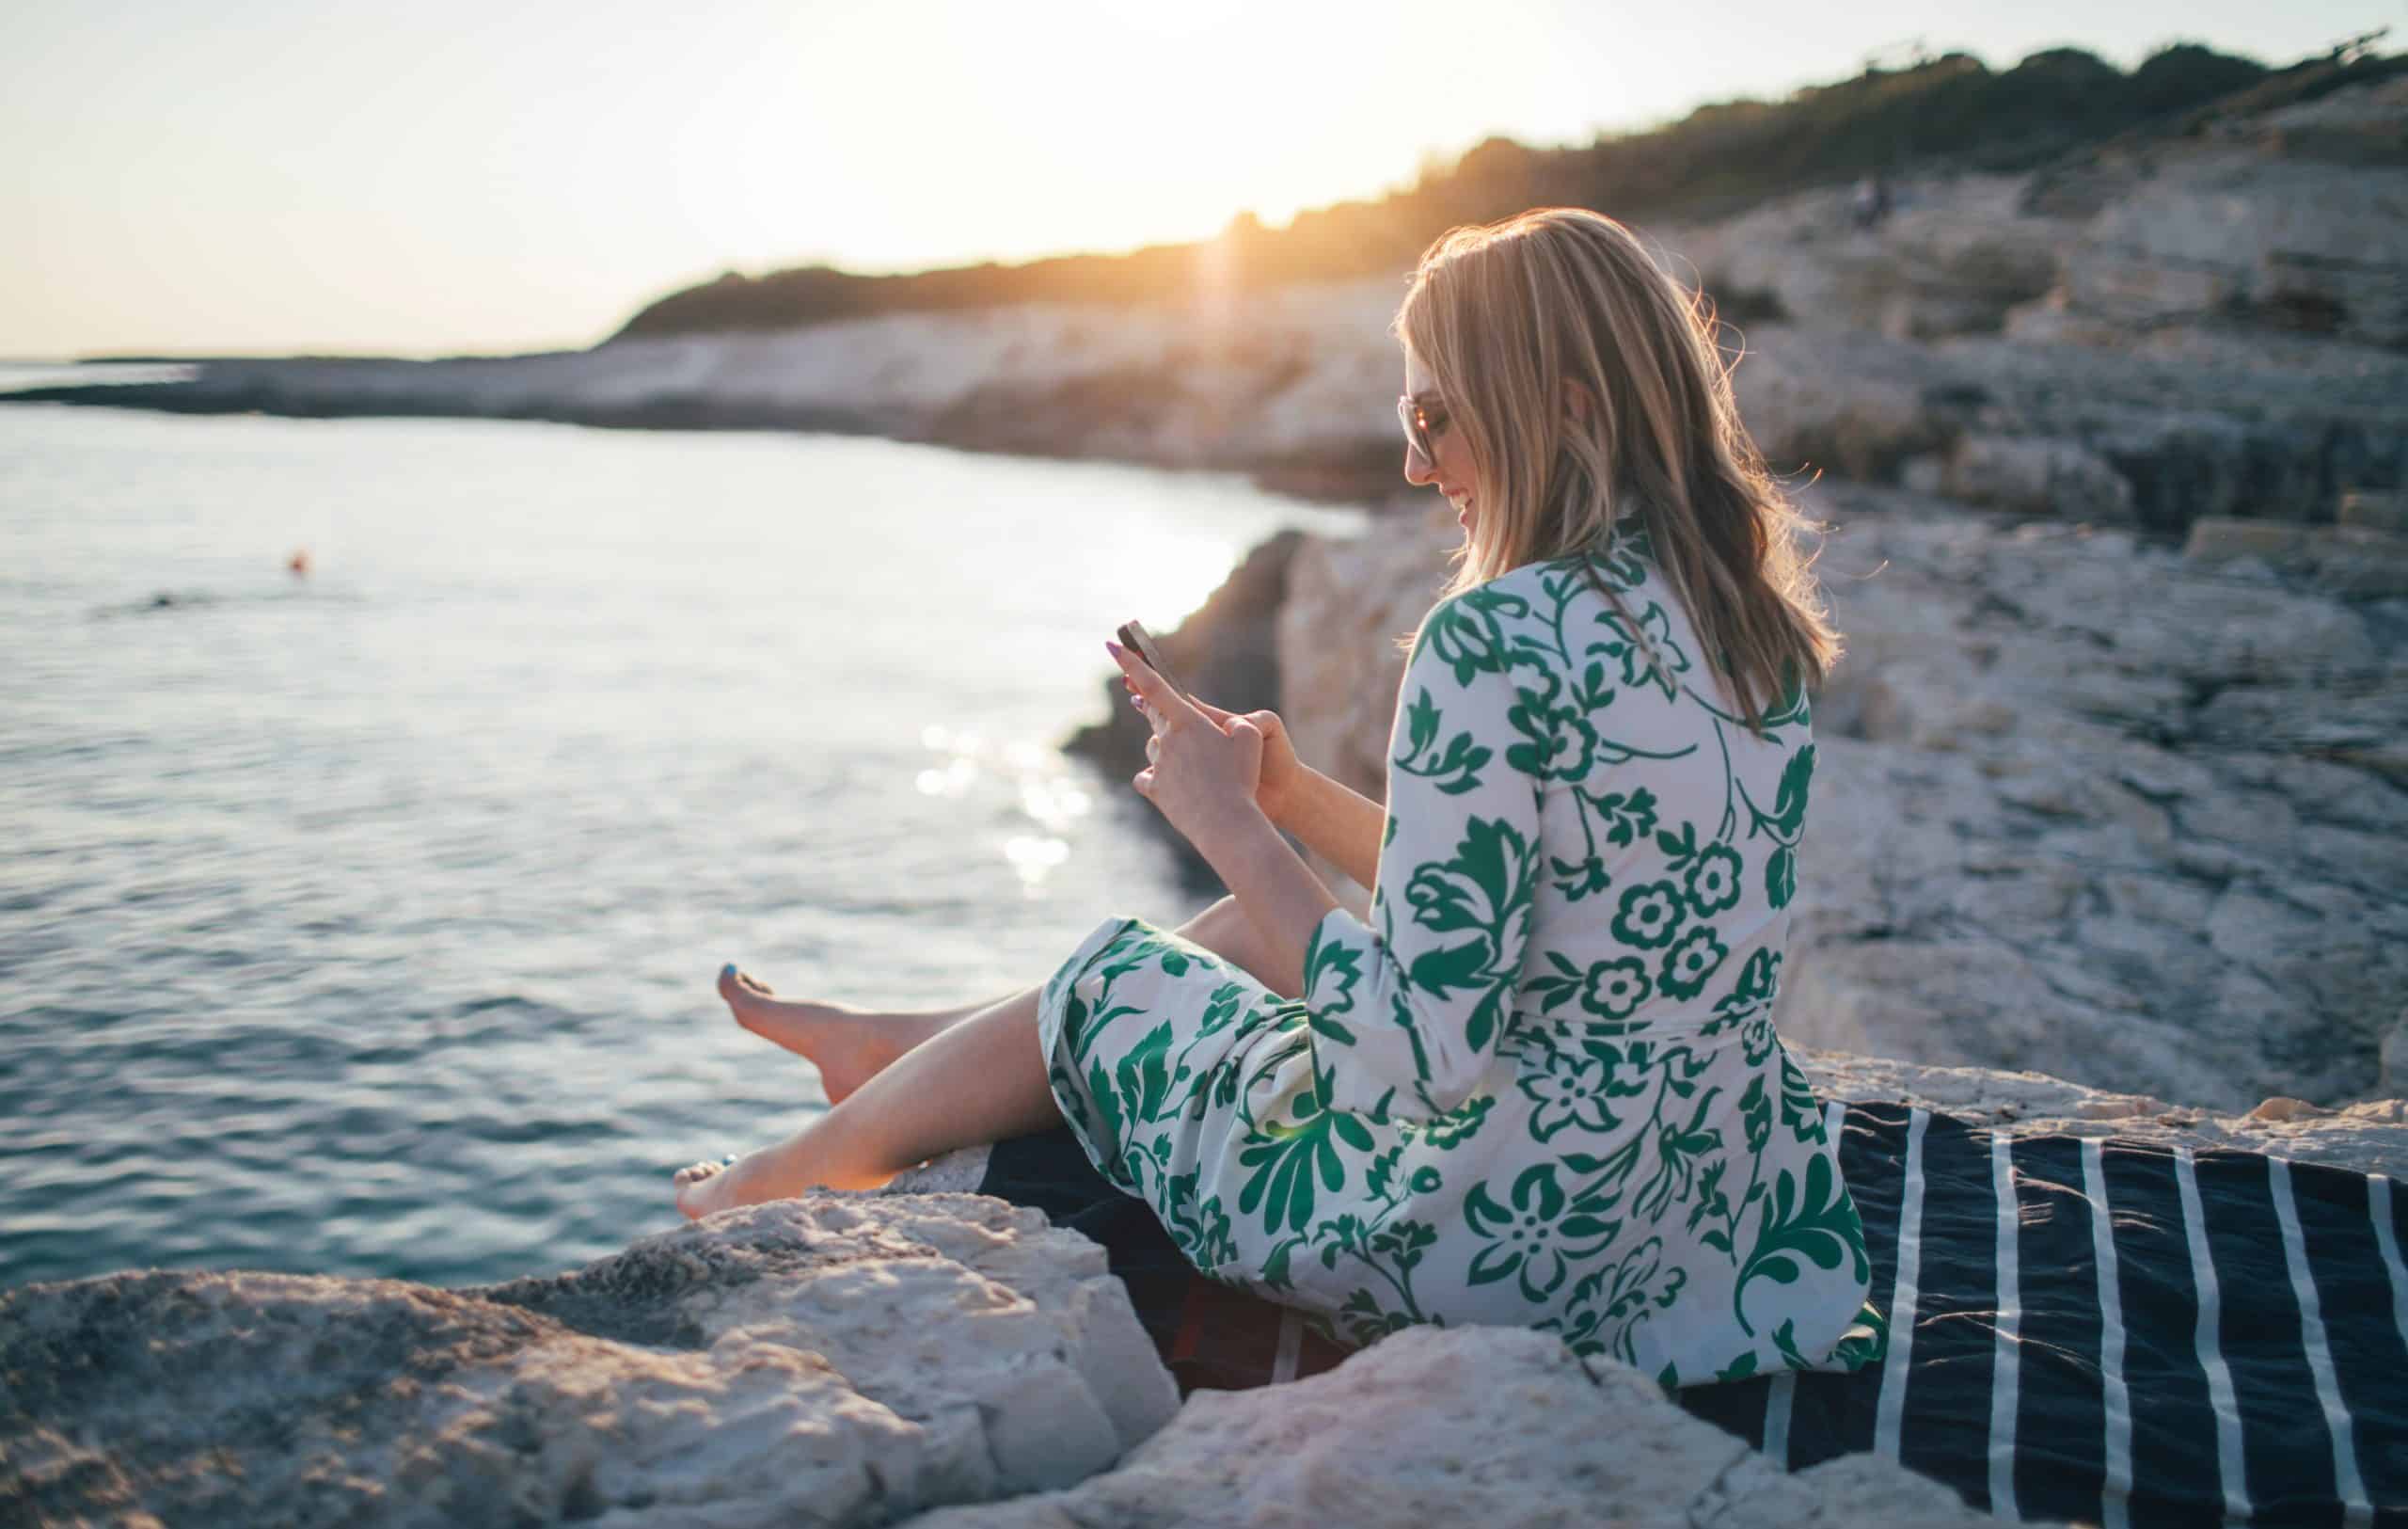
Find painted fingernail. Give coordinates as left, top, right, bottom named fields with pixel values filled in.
left=1105, top=640, right=1125, bottom=659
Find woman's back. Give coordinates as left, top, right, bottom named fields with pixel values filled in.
left=1501, top=528, right=1810, bottom=1049
left=1272, top=526, right=1874, bottom=1381
left=1301, top=527, right=1804, bottom=1105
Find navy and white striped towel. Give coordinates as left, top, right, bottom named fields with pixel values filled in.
left=1678, top=1101, right=2408, bottom=1527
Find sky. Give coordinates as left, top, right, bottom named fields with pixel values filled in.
left=2, top=0, right=2393, bottom=359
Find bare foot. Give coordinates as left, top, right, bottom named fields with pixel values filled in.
left=673, top=1158, right=739, bottom=1221
left=716, top=964, right=907, bottom=1106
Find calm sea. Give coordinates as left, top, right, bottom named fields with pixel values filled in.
left=0, top=397, right=1365, bottom=1289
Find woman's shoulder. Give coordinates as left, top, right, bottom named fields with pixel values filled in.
left=1414, top=545, right=1654, bottom=680
left=1412, top=565, right=1559, bottom=667
left=1424, top=540, right=1656, bottom=634
left=1541, top=521, right=1657, bottom=597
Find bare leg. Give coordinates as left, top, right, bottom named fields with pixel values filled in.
left=716, top=968, right=978, bottom=1106
left=673, top=897, right=1305, bottom=1218
left=716, top=896, right=1295, bottom=1103
left=674, top=980, right=1057, bottom=1215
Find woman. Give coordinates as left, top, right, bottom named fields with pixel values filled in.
left=674, top=207, right=1881, bottom=1385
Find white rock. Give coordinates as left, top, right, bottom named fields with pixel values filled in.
left=0, top=1192, right=1180, bottom=1526
left=1940, top=435, right=2133, bottom=519
left=899, top=1326, right=2050, bottom=1528
left=1696, top=1451, right=2004, bottom=1527
left=1796, top=1045, right=2408, bottom=1177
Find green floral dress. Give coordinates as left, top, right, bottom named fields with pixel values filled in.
left=1038, top=532, right=1883, bottom=1386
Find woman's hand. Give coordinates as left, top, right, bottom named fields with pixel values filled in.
left=1188, top=698, right=1305, bottom=825
left=1110, top=644, right=1267, bottom=849
left=1117, top=670, right=1306, bottom=826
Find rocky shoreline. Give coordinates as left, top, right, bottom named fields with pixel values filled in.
left=9, top=1049, right=2400, bottom=1526
left=13, top=78, right=2406, bottom=524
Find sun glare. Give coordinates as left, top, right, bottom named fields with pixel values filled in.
left=670, top=0, right=1431, bottom=283
left=4, top=0, right=2389, bottom=355
left=1097, top=534, right=1244, bottom=637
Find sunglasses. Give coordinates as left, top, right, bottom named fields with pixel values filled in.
left=1397, top=393, right=1450, bottom=466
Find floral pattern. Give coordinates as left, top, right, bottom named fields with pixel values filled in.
left=1038, top=529, right=1881, bottom=1386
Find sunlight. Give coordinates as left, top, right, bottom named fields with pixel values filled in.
left=1104, top=534, right=1242, bottom=636
left=914, top=722, right=1095, bottom=893
left=658, top=1, right=1433, bottom=288
left=1001, top=833, right=1070, bottom=892
left=1020, top=776, right=1094, bottom=835
left=5, top=0, right=2390, bottom=355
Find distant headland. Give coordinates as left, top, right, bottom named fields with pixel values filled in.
left=4, top=40, right=2398, bottom=513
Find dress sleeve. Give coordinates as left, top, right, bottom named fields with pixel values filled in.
left=1303, top=590, right=1545, bottom=1121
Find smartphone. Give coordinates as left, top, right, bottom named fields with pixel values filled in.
left=1115, top=619, right=1187, bottom=699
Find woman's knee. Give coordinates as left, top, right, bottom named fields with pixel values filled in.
left=1180, top=896, right=1298, bottom=999
left=1174, top=895, right=1242, bottom=954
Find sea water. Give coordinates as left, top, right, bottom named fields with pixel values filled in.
left=0, top=401, right=1366, bottom=1288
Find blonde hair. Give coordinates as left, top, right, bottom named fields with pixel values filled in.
left=1392, top=207, right=1840, bottom=727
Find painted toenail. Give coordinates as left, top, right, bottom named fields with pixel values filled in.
left=721, top=963, right=737, bottom=980
left=722, top=1153, right=738, bottom=1165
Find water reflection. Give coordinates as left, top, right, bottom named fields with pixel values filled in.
left=915, top=725, right=1099, bottom=892
left=0, top=405, right=1367, bottom=1288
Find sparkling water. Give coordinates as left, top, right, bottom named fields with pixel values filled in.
left=0, top=402, right=1365, bottom=1288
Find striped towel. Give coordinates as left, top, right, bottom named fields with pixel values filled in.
left=979, top=1101, right=2408, bottom=1526
left=1681, top=1102, right=2408, bottom=1527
